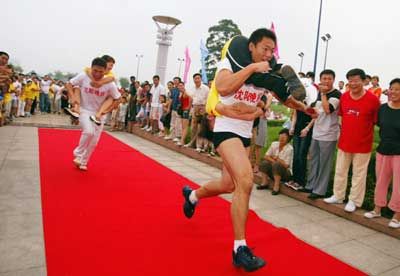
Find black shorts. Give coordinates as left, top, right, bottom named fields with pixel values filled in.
left=213, top=132, right=251, bottom=149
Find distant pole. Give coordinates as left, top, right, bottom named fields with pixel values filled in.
left=322, top=33, right=332, bottom=70
left=136, top=54, right=143, bottom=80
left=298, top=52, right=304, bottom=72
left=313, top=0, right=323, bottom=74
left=177, top=58, right=185, bottom=78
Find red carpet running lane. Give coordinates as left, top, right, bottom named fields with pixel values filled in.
left=38, top=128, right=366, bottom=276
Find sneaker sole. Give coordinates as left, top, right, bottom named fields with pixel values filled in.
left=281, top=65, right=306, bottom=101
left=64, top=108, right=80, bottom=119
left=89, top=116, right=101, bottom=126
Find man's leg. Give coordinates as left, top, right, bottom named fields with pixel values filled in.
left=349, top=152, right=371, bottom=207
left=312, top=140, right=337, bottom=196
left=73, top=111, right=95, bottom=166
left=332, top=149, right=353, bottom=201
left=305, top=139, right=320, bottom=191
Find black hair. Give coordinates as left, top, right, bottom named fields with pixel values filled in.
left=279, top=128, right=292, bottom=142
left=365, top=74, right=371, bottom=80
left=389, top=78, right=400, bottom=86
left=248, top=28, right=277, bottom=46
left=192, top=73, right=202, bottom=79
left=0, top=51, right=9, bottom=58
left=153, top=75, right=160, bottom=80
left=306, top=71, right=315, bottom=80
left=319, top=69, right=336, bottom=79
left=91, top=57, right=107, bottom=68
left=167, top=81, right=174, bottom=86
left=101, top=54, right=115, bottom=64
left=173, top=76, right=182, bottom=82
left=298, top=72, right=306, bottom=78
left=130, top=76, right=136, bottom=80
left=346, top=68, right=366, bottom=81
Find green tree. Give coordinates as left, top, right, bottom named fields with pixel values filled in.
left=9, top=63, right=23, bottom=74
left=119, top=77, right=129, bottom=89
left=205, top=19, right=241, bottom=81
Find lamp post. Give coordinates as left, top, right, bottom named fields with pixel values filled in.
left=177, top=58, right=185, bottom=78
left=313, top=0, right=323, bottom=74
left=298, top=52, right=304, bottom=72
left=321, top=33, right=332, bottom=70
left=136, top=54, right=143, bottom=81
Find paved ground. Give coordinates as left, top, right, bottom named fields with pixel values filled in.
left=1, top=115, right=400, bottom=275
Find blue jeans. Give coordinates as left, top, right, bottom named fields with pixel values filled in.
left=39, top=93, right=50, bottom=113
left=292, top=132, right=312, bottom=186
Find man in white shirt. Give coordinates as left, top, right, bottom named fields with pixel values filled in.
left=66, top=57, right=120, bottom=171
left=40, top=75, right=53, bottom=113
left=182, top=28, right=276, bottom=272
left=148, top=75, right=165, bottom=133
left=185, top=73, right=209, bottom=147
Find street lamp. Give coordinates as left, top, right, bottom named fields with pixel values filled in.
left=298, top=52, right=305, bottom=72
left=321, top=33, right=332, bottom=70
left=136, top=54, right=143, bottom=81
left=313, top=0, right=323, bottom=74
left=177, top=58, right=185, bottom=78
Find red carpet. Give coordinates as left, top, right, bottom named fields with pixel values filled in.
left=38, top=128, right=366, bottom=276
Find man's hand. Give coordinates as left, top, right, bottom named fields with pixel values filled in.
left=318, top=83, right=330, bottom=94
left=300, top=128, right=309, bottom=137
left=251, top=61, right=271, bottom=73
left=91, top=81, right=102, bottom=88
left=305, top=107, right=318, bottom=118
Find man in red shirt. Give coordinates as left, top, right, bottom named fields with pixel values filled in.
left=324, top=68, right=380, bottom=212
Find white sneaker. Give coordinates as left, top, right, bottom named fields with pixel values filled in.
left=364, top=211, right=381, bottom=219
left=145, top=127, right=152, bottom=132
left=73, top=157, right=81, bottom=167
left=344, top=200, right=357, bottom=212
left=79, top=164, right=88, bottom=171
left=323, top=195, right=343, bottom=204
left=183, top=144, right=190, bottom=148
left=172, top=138, right=180, bottom=142
left=164, top=135, right=172, bottom=140
left=196, top=148, right=202, bottom=153
left=388, top=219, right=400, bottom=228
left=176, top=141, right=183, bottom=146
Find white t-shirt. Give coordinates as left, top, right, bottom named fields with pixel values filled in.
left=213, top=58, right=266, bottom=138
left=188, top=84, right=209, bottom=105
left=266, top=141, right=293, bottom=173
left=41, top=80, right=52, bottom=94
left=150, top=84, right=166, bottom=108
left=69, top=73, right=120, bottom=112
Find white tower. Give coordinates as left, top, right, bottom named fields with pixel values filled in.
left=152, top=15, right=182, bottom=84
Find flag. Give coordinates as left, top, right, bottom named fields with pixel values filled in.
left=200, top=39, right=209, bottom=84
left=270, top=22, right=280, bottom=60
left=183, top=46, right=191, bottom=84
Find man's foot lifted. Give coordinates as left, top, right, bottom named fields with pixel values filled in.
left=89, top=115, right=101, bottom=126
left=182, top=186, right=197, bottom=219
left=280, top=65, right=306, bottom=101
left=64, top=107, right=80, bottom=119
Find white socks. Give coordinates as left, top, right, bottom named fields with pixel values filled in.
left=189, top=190, right=198, bottom=204
left=234, top=240, right=247, bottom=253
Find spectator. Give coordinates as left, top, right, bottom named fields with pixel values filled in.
left=364, top=78, right=400, bottom=228
left=164, top=77, right=182, bottom=142
left=184, top=73, right=209, bottom=148
left=369, top=75, right=382, bottom=100
left=302, top=69, right=341, bottom=199
left=324, top=68, right=380, bottom=212
left=177, top=81, right=192, bottom=146
left=257, top=128, right=293, bottom=195
left=287, top=77, right=319, bottom=190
